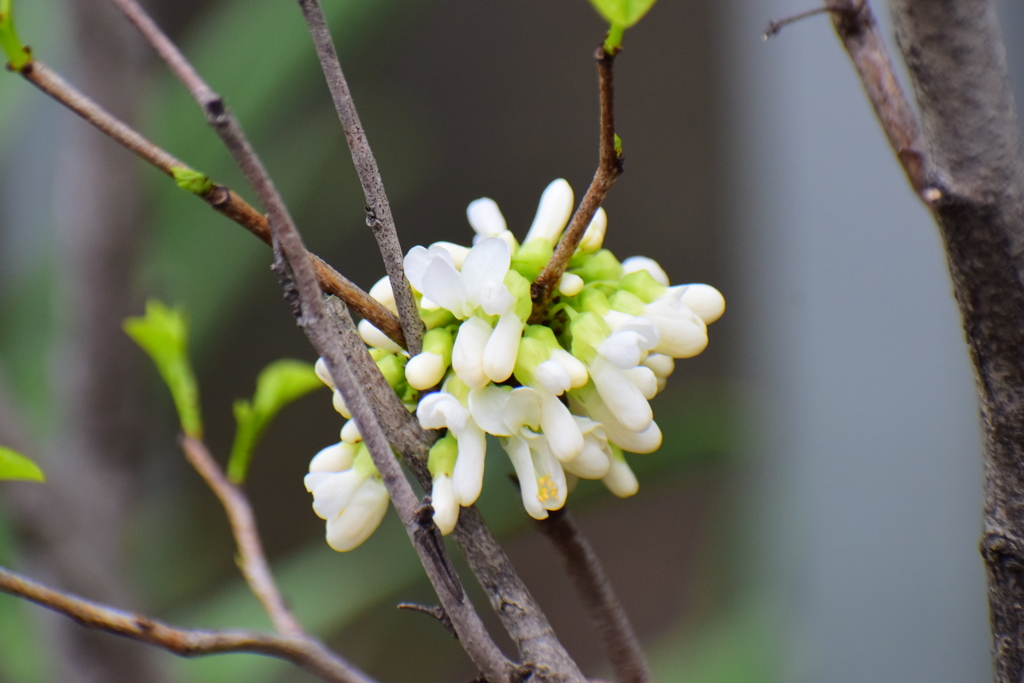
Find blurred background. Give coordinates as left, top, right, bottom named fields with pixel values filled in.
left=0, top=0, right=1011, bottom=681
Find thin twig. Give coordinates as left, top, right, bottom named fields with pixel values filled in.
left=295, top=0, right=425, bottom=355
left=535, top=508, right=651, bottom=683
left=763, top=6, right=835, bottom=39
left=817, top=0, right=937, bottom=201
left=179, top=435, right=303, bottom=638
left=0, top=566, right=377, bottom=683
left=14, top=59, right=405, bottom=348
left=530, top=47, right=622, bottom=321
left=106, top=2, right=513, bottom=679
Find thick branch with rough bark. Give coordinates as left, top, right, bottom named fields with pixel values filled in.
left=817, top=0, right=1024, bottom=680
left=295, top=0, right=425, bottom=355
left=0, top=566, right=377, bottom=683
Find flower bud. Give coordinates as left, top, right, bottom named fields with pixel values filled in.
left=332, top=389, right=352, bottom=418
left=578, top=208, right=607, bottom=253
left=358, top=319, right=403, bottom=353
left=621, top=256, right=669, bottom=287
left=558, top=273, right=585, bottom=297
left=675, top=284, right=726, bottom=324
left=315, top=357, right=335, bottom=389
left=603, top=447, right=639, bottom=498
left=369, top=276, right=398, bottom=314
left=341, top=418, right=362, bottom=444
left=524, top=179, right=574, bottom=244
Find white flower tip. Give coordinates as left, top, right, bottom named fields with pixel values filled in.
left=535, top=360, right=572, bottom=396
left=641, top=353, right=675, bottom=379
left=325, top=479, right=390, bottom=552
left=677, top=284, right=725, bottom=324
left=406, top=352, right=446, bottom=390
left=604, top=459, right=639, bottom=498
left=431, top=475, right=460, bottom=535
left=467, top=198, right=508, bottom=237
left=579, top=208, right=607, bottom=253
left=525, top=178, right=574, bottom=244
left=558, top=273, right=585, bottom=297
left=432, top=241, right=471, bottom=270
left=332, top=389, right=352, bottom=419
left=315, top=357, right=335, bottom=389
left=368, top=276, right=398, bottom=314
left=309, top=442, right=355, bottom=473
left=341, top=418, right=362, bottom=444
left=358, top=319, right=404, bottom=353
left=622, top=256, right=670, bottom=286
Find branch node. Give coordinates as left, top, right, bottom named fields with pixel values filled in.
left=397, top=602, right=457, bottom=638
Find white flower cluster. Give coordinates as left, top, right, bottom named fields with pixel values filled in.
left=305, top=179, right=724, bottom=551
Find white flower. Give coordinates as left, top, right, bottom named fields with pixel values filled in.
left=358, top=319, right=404, bottom=353
left=603, top=450, right=639, bottom=498
left=674, top=283, right=726, bottom=324
left=589, top=319, right=660, bottom=431
left=571, top=385, right=663, bottom=454
left=405, top=237, right=514, bottom=320
left=467, top=198, right=517, bottom=252
left=417, top=387, right=487, bottom=507
left=304, top=445, right=390, bottom=552
left=562, top=416, right=613, bottom=479
left=524, top=179, right=574, bottom=244
left=427, top=434, right=461, bottom=534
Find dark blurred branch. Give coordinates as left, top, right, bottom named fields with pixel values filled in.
left=296, top=0, right=425, bottom=355
left=763, top=6, right=836, bottom=39
left=179, top=435, right=303, bottom=638
left=0, top=566, right=378, bottom=683
left=818, top=0, right=1024, bottom=679
left=531, top=47, right=622, bottom=321
left=107, top=2, right=513, bottom=679
left=535, top=508, right=650, bottom=683
left=13, top=59, right=406, bottom=348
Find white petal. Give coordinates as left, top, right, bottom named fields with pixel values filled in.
left=420, top=257, right=468, bottom=316
left=578, top=207, right=607, bottom=252
left=603, top=310, right=637, bottom=332
left=615, top=318, right=660, bottom=351
left=468, top=384, right=513, bottom=436
left=315, top=357, right=335, bottom=389
left=597, top=331, right=646, bottom=369
left=478, top=280, right=515, bottom=317
left=406, top=352, right=446, bottom=390
left=467, top=197, right=507, bottom=237
left=403, top=246, right=432, bottom=292
left=431, top=474, right=460, bottom=535
left=624, top=365, right=658, bottom=400
left=332, top=389, right=352, bottom=419
left=525, top=179, right=574, bottom=244
left=461, top=237, right=511, bottom=303
left=452, top=317, right=492, bottom=389
left=563, top=435, right=612, bottom=479
left=503, top=387, right=543, bottom=432
left=540, top=392, right=584, bottom=462
left=309, top=470, right=366, bottom=520
left=452, top=422, right=486, bottom=506
left=603, top=458, right=639, bottom=497
left=419, top=296, right=442, bottom=310
left=431, top=241, right=471, bottom=270
left=641, top=353, right=675, bottom=379
left=304, top=472, right=332, bottom=493
left=503, top=436, right=547, bottom=519
left=646, top=309, right=708, bottom=358
left=590, top=356, right=653, bottom=432
left=325, top=478, right=390, bottom=551
left=535, top=359, right=572, bottom=396
left=622, top=256, right=669, bottom=286
left=341, top=418, right=362, bottom=443
left=483, top=311, right=524, bottom=383
left=368, top=276, right=398, bottom=314
left=674, top=284, right=725, bottom=324
left=358, top=319, right=404, bottom=353
left=551, top=349, right=588, bottom=388
left=557, top=273, right=585, bottom=297
left=309, top=442, right=356, bottom=473
left=532, top=439, right=568, bottom=511
left=417, top=392, right=469, bottom=431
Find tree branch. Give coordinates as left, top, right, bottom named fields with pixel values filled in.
left=530, top=47, right=622, bottom=321
left=535, top=508, right=650, bottom=683
left=105, top=2, right=513, bottom=678
left=0, top=566, right=377, bottom=683
left=178, top=435, right=303, bottom=638
left=295, top=0, right=425, bottom=355
left=13, top=59, right=406, bottom=349
left=822, top=0, right=1024, bottom=680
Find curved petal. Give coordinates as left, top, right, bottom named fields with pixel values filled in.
left=503, top=386, right=543, bottom=432
left=452, top=316, right=492, bottom=389
left=431, top=242, right=470, bottom=270
left=563, top=435, right=612, bottom=479
left=368, top=276, right=398, bottom=314
left=603, top=457, right=639, bottom=497
left=535, top=360, right=572, bottom=396
left=452, top=422, right=487, bottom=506
left=502, top=436, right=547, bottom=520
left=406, top=352, right=446, bottom=390
left=647, top=311, right=708, bottom=358
left=597, top=330, right=646, bottom=369
left=641, top=353, right=675, bottom=379
left=467, top=197, right=507, bottom=237
left=420, top=257, right=467, bottom=316
left=540, top=392, right=584, bottom=462
left=483, top=310, right=524, bottom=382
left=431, top=474, right=460, bottom=535
left=358, top=319, right=404, bottom=353
left=551, top=349, right=589, bottom=388
left=417, top=392, right=469, bottom=431
left=622, top=256, right=669, bottom=286
left=403, top=246, right=431, bottom=292
left=461, top=237, right=510, bottom=300
left=624, top=365, right=658, bottom=400
left=309, top=470, right=366, bottom=520
left=674, top=284, right=725, bottom=324
left=525, top=179, right=574, bottom=244
left=325, top=478, right=390, bottom=551
left=576, top=384, right=662, bottom=453
left=309, top=442, right=357, bottom=473
left=468, top=384, right=513, bottom=436
left=590, top=356, right=653, bottom=432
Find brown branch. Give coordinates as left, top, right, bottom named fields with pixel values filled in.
left=295, top=0, right=425, bottom=355
left=819, top=0, right=936, bottom=201
left=179, top=435, right=303, bottom=638
left=535, top=509, right=650, bottom=683
left=106, top=3, right=513, bottom=679
left=530, top=47, right=622, bottom=321
left=763, top=6, right=836, bottom=38
left=14, top=59, right=405, bottom=349
left=0, top=566, right=377, bottom=683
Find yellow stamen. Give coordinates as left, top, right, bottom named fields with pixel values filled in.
left=537, top=475, right=559, bottom=504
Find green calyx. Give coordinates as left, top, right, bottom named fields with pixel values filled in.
left=352, top=445, right=380, bottom=478
left=570, top=312, right=610, bottom=364
left=619, top=269, right=666, bottom=303
left=511, top=238, right=553, bottom=282
left=513, top=336, right=550, bottom=387
left=442, top=373, right=471, bottom=404
left=428, top=435, right=459, bottom=478
left=608, top=289, right=646, bottom=316
left=422, top=327, right=454, bottom=366
left=171, top=166, right=214, bottom=196
left=504, top=269, right=533, bottom=321
left=577, top=287, right=611, bottom=315
left=419, top=303, right=456, bottom=330
left=571, top=249, right=622, bottom=283
left=0, top=0, right=32, bottom=71
left=375, top=352, right=408, bottom=389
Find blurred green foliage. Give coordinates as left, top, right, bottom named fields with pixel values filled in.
left=0, top=446, right=43, bottom=481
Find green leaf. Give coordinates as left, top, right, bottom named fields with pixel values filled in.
left=227, top=359, right=323, bottom=483
left=0, top=446, right=43, bottom=482
left=587, top=0, right=658, bottom=28
left=0, top=0, right=32, bottom=71
left=171, top=166, right=214, bottom=196
left=123, top=300, right=203, bottom=438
